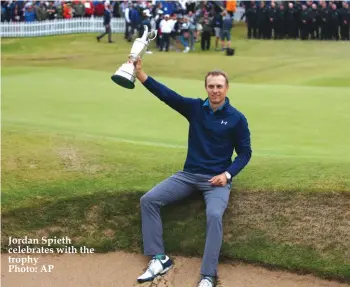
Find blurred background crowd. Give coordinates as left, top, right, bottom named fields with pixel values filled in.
left=241, top=1, right=350, bottom=40
left=1, top=1, right=239, bottom=22
left=1, top=0, right=349, bottom=52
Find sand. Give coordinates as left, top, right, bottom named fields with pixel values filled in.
left=1, top=251, right=348, bottom=287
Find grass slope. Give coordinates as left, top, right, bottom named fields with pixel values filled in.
left=1, top=25, right=350, bottom=281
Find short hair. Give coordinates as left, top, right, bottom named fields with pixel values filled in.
left=205, top=70, right=229, bottom=87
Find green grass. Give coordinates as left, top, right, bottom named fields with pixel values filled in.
left=1, top=25, right=350, bottom=282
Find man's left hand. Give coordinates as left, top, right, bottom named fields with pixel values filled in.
left=208, top=173, right=228, bottom=186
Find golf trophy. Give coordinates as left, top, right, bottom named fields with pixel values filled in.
left=111, top=25, right=157, bottom=89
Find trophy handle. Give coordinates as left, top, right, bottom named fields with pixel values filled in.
left=148, top=30, right=158, bottom=41
left=141, top=25, right=149, bottom=41
left=141, top=25, right=157, bottom=41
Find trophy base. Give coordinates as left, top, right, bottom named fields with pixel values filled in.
left=111, top=64, right=136, bottom=89
left=111, top=74, right=135, bottom=89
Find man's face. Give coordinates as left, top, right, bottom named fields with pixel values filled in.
left=205, top=75, right=228, bottom=106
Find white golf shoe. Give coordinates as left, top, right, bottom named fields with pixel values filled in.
left=198, top=276, right=215, bottom=287
left=137, top=255, right=173, bottom=283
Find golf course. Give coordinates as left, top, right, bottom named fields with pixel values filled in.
left=1, top=24, right=350, bottom=285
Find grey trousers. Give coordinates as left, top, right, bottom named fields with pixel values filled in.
left=140, top=171, right=231, bottom=277
left=98, top=25, right=112, bottom=42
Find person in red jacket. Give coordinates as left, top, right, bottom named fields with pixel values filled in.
left=83, top=1, right=94, bottom=17
left=63, top=3, right=72, bottom=19
left=94, top=1, right=105, bottom=17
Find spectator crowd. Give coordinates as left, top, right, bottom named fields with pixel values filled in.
left=1, top=0, right=349, bottom=54
left=1, top=0, right=239, bottom=52
left=0, top=1, right=234, bottom=22
left=121, top=1, right=238, bottom=53
left=1, top=0, right=121, bottom=21
left=242, top=1, right=350, bottom=41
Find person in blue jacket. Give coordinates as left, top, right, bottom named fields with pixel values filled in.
left=96, top=4, right=113, bottom=43
left=134, top=57, right=252, bottom=287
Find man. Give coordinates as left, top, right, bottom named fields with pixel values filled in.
left=339, top=1, right=350, bottom=40
left=294, top=1, right=302, bottom=39
left=309, top=3, right=320, bottom=40
left=134, top=57, right=252, bottom=287
left=173, top=14, right=183, bottom=52
left=129, top=3, right=141, bottom=41
left=187, top=11, right=197, bottom=51
left=275, top=3, right=286, bottom=39
left=155, top=10, right=164, bottom=49
left=267, top=2, right=277, bottom=39
left=286, top=2, right=297, bottom=39
left=96, top=4, right=113, bottom=43
left=220, top=10, right=233, bottom=50
left=159, top=14, right=172, bottom=52
left=180, top=16, right=191, bottom=53
left=300, top=4, right=310, bottom=40
left=47, top=1, right=57, bottom=20
left=243, top=1, right=258, bottom=39
left=212, top=9, right=223, bottom=50
left=320, top=1, right=330, bottom=40
left=330, top=3, right=340, bottom=40
left=124, top=2, right=131, bottom=40
left=200, top=13, right=212, bottom=51
left=72, top=1, right=85, bottom=18
left=169, top=14, right=178, bottom=51
left=257, top=1, right=268, bottom=39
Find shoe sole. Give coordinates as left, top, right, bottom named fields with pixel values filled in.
left=137, top=265, right=173, bottom=283
left=160, top=264, right=173, bottom=275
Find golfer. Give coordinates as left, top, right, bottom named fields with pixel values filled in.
left=134, top=57, right=252, bottom=287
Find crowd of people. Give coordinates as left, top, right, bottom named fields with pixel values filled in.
left=1, top=0, right=107, bottom=21
left=94, top=1, right=239, bottom=52
left=241, top=1, right=350, bottom=40
left=2, top=1, right=349, bottom=52
left=120, top=1, right=237, bottom=53
left=0, top=1, right=236, bottom=22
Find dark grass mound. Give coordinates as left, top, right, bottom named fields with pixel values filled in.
left=2, top=190, right=349, bottom=282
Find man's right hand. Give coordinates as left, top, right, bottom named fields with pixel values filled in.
left=134, top=56, right=148, bottom=83
left=134, top=56, right=142, bottom=73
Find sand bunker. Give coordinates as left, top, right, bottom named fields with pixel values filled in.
left=1, top=251, right=348, bottom=287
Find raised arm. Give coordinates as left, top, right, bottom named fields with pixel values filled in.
left=134, top=57, right=196, bottom=120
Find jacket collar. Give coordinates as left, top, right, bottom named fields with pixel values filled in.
left=203, top=97, right=229, bottom=114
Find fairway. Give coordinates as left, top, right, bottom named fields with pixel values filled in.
left=2, top=67, right=350, bottom=156
left=1, top=26, right=350, bottom=282
left=2, top=66, right=350, bottom=192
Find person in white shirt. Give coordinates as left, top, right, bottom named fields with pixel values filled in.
left=124, top=2, right=131, bottom=40
left=159, top=14, right=172, bottom=51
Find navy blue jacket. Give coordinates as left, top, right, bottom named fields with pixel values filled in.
left=143, top=76, right=252, bottom=178
left=103, top=9, right=111, bottom=26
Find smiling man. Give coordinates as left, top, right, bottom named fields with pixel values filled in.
left=134, top=57, right=252, bottom=287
